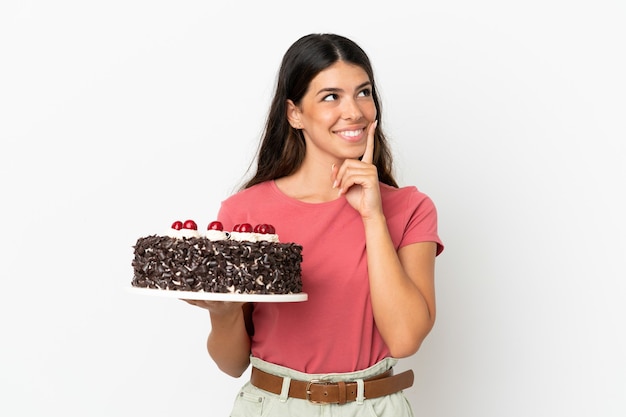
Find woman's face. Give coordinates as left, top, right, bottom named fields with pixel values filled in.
left=288, top=61, right=377, bottom=163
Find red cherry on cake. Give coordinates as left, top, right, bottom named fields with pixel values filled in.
left=239, top=223, right=253, bottom=233
left=255, top=224, right=276, bottom=234
left=233, top=224, right=241, bottom=232
left=183, top=219, right=198, bottom=230
left=171, top=220, right=183, bottom=230
left=207, top=221, right=224, bottom=231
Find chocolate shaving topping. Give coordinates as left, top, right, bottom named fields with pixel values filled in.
left=131, top=236, right=303, bottom=294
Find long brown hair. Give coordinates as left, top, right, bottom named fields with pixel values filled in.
left=242, top=33, right=398, bottom=190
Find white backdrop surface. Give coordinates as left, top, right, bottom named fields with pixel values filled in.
left=1, top=1, right=624, bottom=416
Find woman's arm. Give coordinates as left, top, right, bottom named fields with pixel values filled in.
left=184, top=300, right=252, bottom=377
left=362, top=215, right=437, bottom=357
left=333, top=121, right=437, bottom=357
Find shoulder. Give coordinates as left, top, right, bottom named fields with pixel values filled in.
left=381, top=183, right=444, bottom=255
left=380, top=183, right=435, bottom=209
left=218, top=181, right=288, bottom=228
left=221, top=181, right=273, bottom=206
left=380, top=183, right=440, bottom=228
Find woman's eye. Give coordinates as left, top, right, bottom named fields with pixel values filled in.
left=322, top=93, right=339, bottom=102
left=358, top=88, right=372, bottom=97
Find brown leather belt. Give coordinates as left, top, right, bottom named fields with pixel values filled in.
left=250, top=367, right=414, bottom=405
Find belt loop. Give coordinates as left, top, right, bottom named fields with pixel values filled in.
left=279, top=376, right=291, bottom=403
left=356, top=378, right=365, bottom=405
left=337, top=381, right=347, bottom=405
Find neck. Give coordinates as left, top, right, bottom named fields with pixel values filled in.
left=276, top=157, right=341, bottom=203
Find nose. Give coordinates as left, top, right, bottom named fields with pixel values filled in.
left=341, top=98, right=363, bottom=121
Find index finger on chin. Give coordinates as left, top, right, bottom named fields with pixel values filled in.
left=361, top=120, right=377, bottom=164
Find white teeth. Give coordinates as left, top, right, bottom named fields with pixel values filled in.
left=340, top=129, right=362, bottom=137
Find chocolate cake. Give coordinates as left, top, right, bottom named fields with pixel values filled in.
left=131, top=220, right=303, bottom=295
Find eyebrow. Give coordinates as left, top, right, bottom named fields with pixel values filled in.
left=315, top=81, right=372, bottom=96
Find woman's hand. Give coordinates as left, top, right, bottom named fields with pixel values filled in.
left=332, top=120, right=382, bottom=219
left=181, top=299, right=245, bottom=316
left=182, top=299, right=252, bottom=377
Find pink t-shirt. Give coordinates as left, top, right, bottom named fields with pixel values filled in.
left=218, top=181, right=443, bottom=374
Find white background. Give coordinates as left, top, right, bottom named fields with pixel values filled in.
left=1, top=1, right=624, bottom=416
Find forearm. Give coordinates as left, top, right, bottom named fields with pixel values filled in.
left=207, top=308, right=251, bottom=377
left=363, top=213, right=436, bottom=357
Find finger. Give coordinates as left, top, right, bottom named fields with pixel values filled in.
left=336, top=164, right=377, bottom=196
left=361, top=120, right=377, bottom=164
left=181, top=299, right=207, bottom=308
left=331, top=163, right=339, bottom=189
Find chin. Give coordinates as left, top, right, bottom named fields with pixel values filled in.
left=337, top=145, right=366, bottom=159
left=348, top=149, right=367, bottom=160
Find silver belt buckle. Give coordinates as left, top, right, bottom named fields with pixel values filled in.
left=305, top=379, right=338, bottom=405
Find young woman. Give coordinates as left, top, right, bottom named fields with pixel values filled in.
left=186, top=33, right=444, bottom=416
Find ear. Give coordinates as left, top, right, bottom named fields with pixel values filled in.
left=286, top=99, right=302, bottom=129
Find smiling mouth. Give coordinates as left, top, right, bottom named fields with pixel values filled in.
left=335, top=129, right=364, bottom=140
left=341, top=129, right=363, bottom=137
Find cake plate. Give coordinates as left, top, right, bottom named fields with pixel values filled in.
left=127, top=286, right=308, bottom=302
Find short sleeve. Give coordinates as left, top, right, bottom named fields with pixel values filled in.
left=400, top=189, right=444, bottom=256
